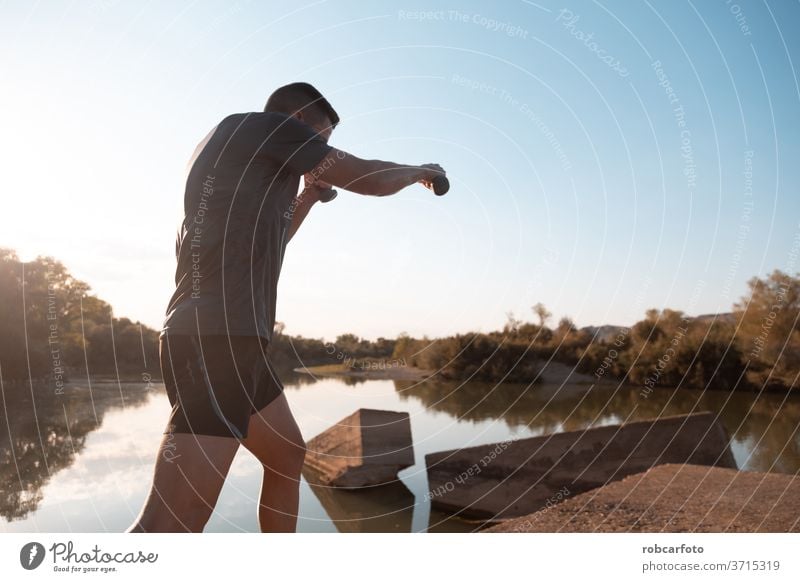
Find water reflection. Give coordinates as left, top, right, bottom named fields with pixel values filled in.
left=395, top=378, right=800, bottom=473
left=1, top=372, right=799, bottom=531
left=302, top=467, right=415, bottom=533
left=0, top=380, right=152, bottom=521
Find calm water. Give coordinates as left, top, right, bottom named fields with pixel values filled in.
left=2, top=374, right=799, bottom=533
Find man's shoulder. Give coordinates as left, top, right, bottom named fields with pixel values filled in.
left=216, top=111, right=306, bottom=142
left=220, top=111, right=292, bottom=126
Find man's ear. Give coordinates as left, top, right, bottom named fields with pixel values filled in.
left=291, top=110, right=304, bottom=122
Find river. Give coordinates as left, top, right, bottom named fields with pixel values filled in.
left=1, top=373, right=798, bottom=532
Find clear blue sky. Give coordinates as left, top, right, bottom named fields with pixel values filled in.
left=2, top=0, right=798, bottom=340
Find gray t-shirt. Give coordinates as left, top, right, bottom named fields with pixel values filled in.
left=161, top=111, right=333, bottom=340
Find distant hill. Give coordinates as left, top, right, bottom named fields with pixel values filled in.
left=579, top=324, right=629, bottom=343
left=693, top=312, right=737, bottom=325
left=580, top=312, right=737, bottom=343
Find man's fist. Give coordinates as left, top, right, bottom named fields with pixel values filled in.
left=418, top=163, right=446, bottom=191
left=303, top=172, right=337, bottom=203
left=304, top=172, right=332, bottom=191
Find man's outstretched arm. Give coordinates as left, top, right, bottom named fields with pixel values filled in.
left=287, top=149, right=446, bottom=240
left=307, top=149, right=445, bottom=197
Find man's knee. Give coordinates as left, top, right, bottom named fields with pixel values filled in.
left=291, top=438, right=308, bottom=470
left=278, top=435, right=308, bottom=474
left=133, top=494, right=215, bottom=532
left=256, top=433, right=307, bottom=477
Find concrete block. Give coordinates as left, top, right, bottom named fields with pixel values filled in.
left=304, top=408, right=414, bottom=488
left=425, top=411, right=736, bottom=520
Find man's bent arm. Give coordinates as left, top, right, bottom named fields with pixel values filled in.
left=309, top=149, right=443, bottom=197
left=286, top=187, right=318, bottom=241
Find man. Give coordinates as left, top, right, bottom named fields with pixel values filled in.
left=128, top=82, right=445, bottom=532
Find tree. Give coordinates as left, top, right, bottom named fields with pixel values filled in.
left=0, top=249, right=158, bottom=382
left=504, top=311, right=522, bottom=335
left=555, top=316, right=576, bottom=334
left=531, top=302, right=552, bottom=328
left=733, top=269, right=800, bottom=388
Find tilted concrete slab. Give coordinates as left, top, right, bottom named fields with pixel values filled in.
left=304, top=408, right=414, bottom=488
left=486, top=463, right=800, bottom=532
left=425, top=412, right=736, bottom=520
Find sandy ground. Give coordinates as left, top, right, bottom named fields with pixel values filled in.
left=485, top=463, right=800, bottom=533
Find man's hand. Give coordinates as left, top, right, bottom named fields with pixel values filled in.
left=418, top=163, right=446, bottom=191
left=287, top=173, right=339, bottom=241
left=304, top=170, right=332, bottom=187
left=303, top=172, right=335, bottom=203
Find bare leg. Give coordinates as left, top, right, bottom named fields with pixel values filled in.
left=127, top=431, right=239, bottom=532
left=241, top=393, right=307, bottom=532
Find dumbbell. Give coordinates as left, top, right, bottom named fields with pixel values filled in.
left=317, top=188, right=337, bottom=203
left=432, top=175, right=449, bottom=196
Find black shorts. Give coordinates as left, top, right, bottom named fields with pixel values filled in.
left=159, top=333, right=284, bottom=439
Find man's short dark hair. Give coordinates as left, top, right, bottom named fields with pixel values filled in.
left=264, top=82, right=339, bottom=128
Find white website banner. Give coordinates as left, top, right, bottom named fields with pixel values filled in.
left=1, top=533, right=797, bottom=581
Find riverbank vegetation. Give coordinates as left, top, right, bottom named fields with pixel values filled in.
left=2, top=248, right=797, bottom=391
left=0, top=249, right=159, bottom=385
left=391, top=272, right=799, bottom=391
